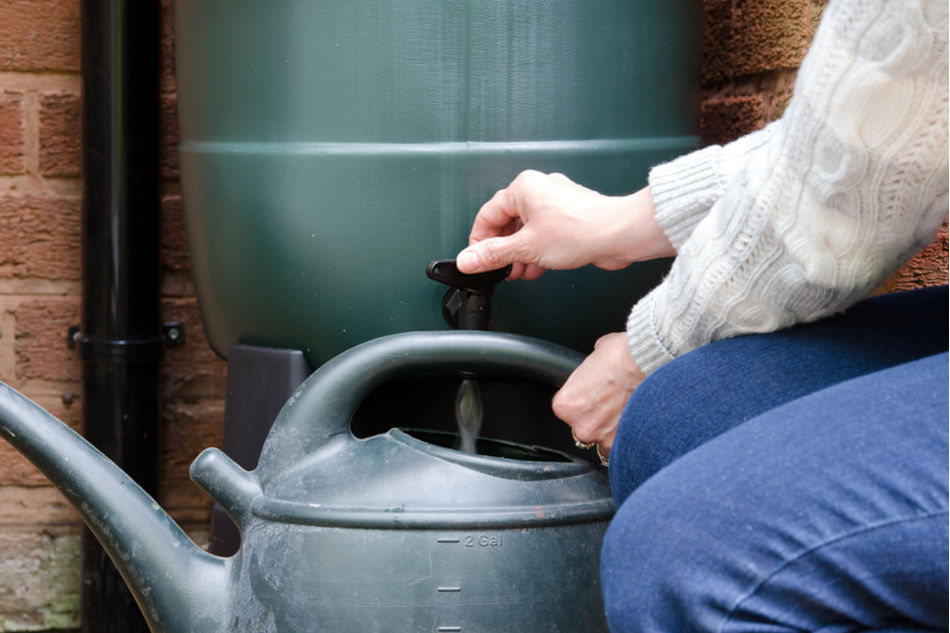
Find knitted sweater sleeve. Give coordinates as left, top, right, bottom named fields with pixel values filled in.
left=627, top=0, right=949, bottom=375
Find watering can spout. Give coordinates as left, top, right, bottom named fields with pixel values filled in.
left=0, top=382, right=229, bottom=633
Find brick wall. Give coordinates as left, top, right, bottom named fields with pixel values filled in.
left=0, top=1, right=946, bottom=631
left=1, top=1, right=82, bottom=629
left=0, top=1, right=225, bottom=630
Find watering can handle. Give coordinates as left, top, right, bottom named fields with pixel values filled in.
left=255, top=331, right=584, bottom=477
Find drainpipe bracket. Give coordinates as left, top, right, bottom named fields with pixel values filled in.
left=67, top=322, right=186, bottom=361
left=162, top=322, right=186, bottom=347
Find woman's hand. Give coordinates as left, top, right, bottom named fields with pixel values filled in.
left=456, top=170, right=673, bottom=280
left=456, top=170, right=660, bottom=456
left=552, top=332, right=646, bottom=456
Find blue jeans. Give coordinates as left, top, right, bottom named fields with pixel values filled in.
left=602, top=286, right=949, bottom=633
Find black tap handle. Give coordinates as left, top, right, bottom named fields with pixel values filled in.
left=426, top=260, right=511, bottom=330
left=426, top=260, right=511, bottom=293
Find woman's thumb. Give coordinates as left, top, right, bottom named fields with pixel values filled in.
left=457, top=236, right=522, bottom=274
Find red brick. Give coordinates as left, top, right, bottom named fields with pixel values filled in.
left=879, top=218, right=949, bottom=294
left=701, top=96, right=764, bottom=146
left=160, top=94, right=179, bottom=180
left=160, top=0, right=177, bottom=94
left=0, top=195, right=81, bottom=280
left=0, top=398, right=80, bottom=486
left=0, top=488, right=80, bottom=526
left=0, top=91, right=25, bottom=175
left=39, top=93, right=81, bottom=178
left=161, top=195, right=190, bottom=275
left=703, top=0, right=810, bottom=85
left=159, top=399, right=223, bottom=525
left=159, top=485, right=213, bottom=526
left=0, top=528, right=80, bottom=630
left=703, top=0, right=734, bottom=84
left=159, top=401, right=223, bottom=493
left=0, top=0, right=80, bottom=72
left=15, top=298, right=81, bottom=383
left=160, top=298, right=228, bottom=401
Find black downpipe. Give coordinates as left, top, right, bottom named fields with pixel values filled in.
left=78, top=1, right=161, bottom=632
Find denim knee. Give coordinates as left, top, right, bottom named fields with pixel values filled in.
left=601, top=354, right=949, bottom=633
left=601, top=470, right=731, bottom=633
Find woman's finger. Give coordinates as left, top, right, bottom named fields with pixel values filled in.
left=468, top=187, right=522, bottom=245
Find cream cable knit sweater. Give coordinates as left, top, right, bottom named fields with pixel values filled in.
left=627, top=0, right=949, bottom=375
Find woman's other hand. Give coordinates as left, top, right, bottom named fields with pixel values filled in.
left=456, top=170, right=673, bottom=281
left=552, top=332, right=646, bottom=456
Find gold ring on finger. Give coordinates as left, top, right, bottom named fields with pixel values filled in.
left=596, top=444, right=609, bottom=468
left=572, top=429, right=595, bottom=450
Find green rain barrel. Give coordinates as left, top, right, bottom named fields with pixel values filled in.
left=175, top=1, right=701, bottom=367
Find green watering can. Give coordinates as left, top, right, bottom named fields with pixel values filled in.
left=0, top=331, right=615, bottom=633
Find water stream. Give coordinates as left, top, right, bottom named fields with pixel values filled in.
left=454, top=379, right=483, bottom=454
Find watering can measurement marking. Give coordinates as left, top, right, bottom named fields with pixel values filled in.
left=436, top=535, right=503, bottom=547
